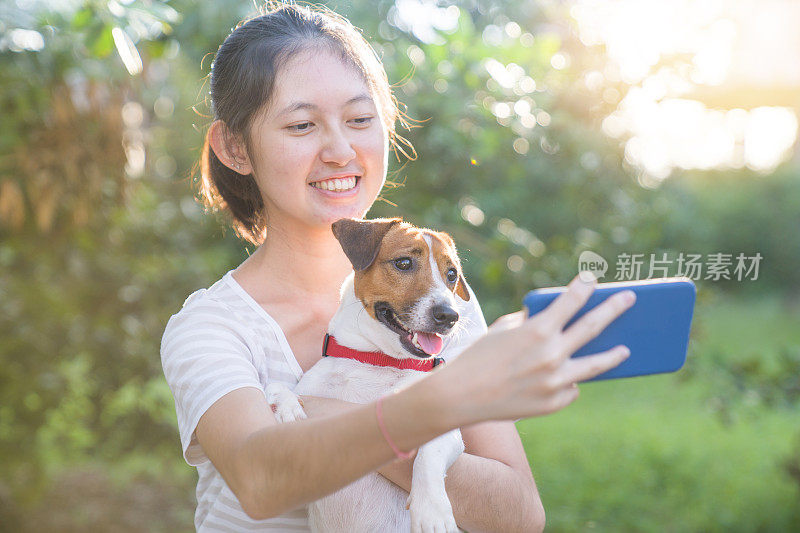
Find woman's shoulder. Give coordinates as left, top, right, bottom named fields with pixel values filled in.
left=165, top=272, right=236, bottom=319
left=161, top=271, right=259, bottom=347
left=160, top=270, right=296, bottom=364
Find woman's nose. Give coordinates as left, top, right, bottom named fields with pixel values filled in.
left=320, top=127, right=356, bottom=166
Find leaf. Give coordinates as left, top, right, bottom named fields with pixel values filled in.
left=144, top=39, right=166, bottom=59
left=72, top=7, right=93, bottom=30
left=89, top=23, right=114, bottom=58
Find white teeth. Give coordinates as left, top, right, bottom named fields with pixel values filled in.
left=310, top=176, right=357, bottom=192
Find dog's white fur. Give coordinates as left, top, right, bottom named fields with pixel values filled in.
left=266, top=234, right=465, bottom=533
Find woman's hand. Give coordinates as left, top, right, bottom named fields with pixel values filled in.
left=442, top=272, right=636, bottom=424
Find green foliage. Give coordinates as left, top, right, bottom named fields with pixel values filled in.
left=658, top=166, right=800, bottom=293
left=520, top=377, right=800, bottom=532
left=0, top=0, right=245, bottom=517
left=682, top=291, right=800, bottom=417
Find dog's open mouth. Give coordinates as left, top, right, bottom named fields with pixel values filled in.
left=374, top=302, right=444, bottom=358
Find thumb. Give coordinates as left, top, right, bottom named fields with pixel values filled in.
left=488, top=310, right=526, bottom=333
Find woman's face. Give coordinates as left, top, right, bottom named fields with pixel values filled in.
left=245, top=47, right=389, bottom=232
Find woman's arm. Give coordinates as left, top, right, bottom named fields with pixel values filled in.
left=376, top=420, right=544, bottom=533
left=195, top=380, right=452, bottom=520
left=300, top=397, right=544, bottom=531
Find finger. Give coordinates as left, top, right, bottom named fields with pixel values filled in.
left=561, top=290, right=636, bottom=355
left=561, top=344, right=631, bottom=383
left=488, top=310, right=526, bottom=333
left=533, top=272, right=597, bottom=331
left=536, top=383, right=580, bottom=416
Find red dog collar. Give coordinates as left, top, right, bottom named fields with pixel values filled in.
left=322, top=334, right=444, bottom=372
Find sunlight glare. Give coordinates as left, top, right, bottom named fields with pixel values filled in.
left=573, top=0, right=800, bottom=178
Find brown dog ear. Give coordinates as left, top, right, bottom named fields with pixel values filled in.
left=331, top=217, right=402, bottom=271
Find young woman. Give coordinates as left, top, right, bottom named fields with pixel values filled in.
left=161, top=3, right=635, bottom=531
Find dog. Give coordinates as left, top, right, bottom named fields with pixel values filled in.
left=265, top=217, right=472, bottom=533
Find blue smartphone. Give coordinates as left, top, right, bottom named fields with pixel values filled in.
left=523, top=277, right=696, bottom=381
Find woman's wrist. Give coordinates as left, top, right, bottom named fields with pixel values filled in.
left=427, top=366, right=480, bottom=428
left=376, top=396, right=417, bottom=459
left=378, top=368, right=473, bottom=453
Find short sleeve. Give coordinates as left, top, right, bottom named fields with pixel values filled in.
left=441, top=281, right=488, bottom=362
left=160, top=293, right=264, bottom=466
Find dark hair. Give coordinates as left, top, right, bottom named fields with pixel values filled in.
left=197, top=1, right=413, bottom=245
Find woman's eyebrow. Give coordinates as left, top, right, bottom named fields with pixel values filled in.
left=277, top=93, right=373, bottom=117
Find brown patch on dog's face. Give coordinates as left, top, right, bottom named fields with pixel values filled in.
left=430, top=230, right=470, bottom=302
left=353, top=223, right=468, bottom=326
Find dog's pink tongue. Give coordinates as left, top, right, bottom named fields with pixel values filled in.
left=416, top=332, right=443, bottom=356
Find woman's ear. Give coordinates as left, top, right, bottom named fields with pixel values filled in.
left=208, top=120, right=254, bottom=175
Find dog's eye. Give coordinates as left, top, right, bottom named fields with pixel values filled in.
left=446, top=268, right=458, bottom=283
left=394, top=257, right=413, bottom=271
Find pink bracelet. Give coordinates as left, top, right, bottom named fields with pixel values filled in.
left=375, top=396, right=416, bottom=460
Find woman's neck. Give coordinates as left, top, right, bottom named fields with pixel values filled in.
left=235, top=221, right=353, bottom=303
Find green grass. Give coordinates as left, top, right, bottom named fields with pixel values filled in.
left=515, top=291, right=800, bottom=532
left=693, top=290, right=800, bottom=368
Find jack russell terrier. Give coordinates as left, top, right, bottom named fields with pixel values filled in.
left=265, top=217, right=474, bottom=533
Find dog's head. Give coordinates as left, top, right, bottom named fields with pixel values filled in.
left=332, top=217, right=470, bottom=359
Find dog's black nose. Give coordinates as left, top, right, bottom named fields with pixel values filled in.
left=431, top=304, right=459, bottom=327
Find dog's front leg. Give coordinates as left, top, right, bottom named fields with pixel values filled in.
left=265, top=383, right=307, bottom=423
left=406, top=428, right=464, bottom=533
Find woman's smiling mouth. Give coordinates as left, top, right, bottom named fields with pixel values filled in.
left=309, top=175, right=359, bottom=192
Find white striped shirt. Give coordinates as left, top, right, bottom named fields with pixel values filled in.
left=160, top=270, right=486, bottom=532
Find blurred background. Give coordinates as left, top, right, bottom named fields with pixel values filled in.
left=1, top=0, right=798, bottom=530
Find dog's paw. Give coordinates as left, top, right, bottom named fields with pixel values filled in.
left=265, top=383, right=307, bottom=424
left=406, top=490, right=458, bottom=533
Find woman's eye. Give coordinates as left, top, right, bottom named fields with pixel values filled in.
left=394, top=258, right=412, bottom=271
left=350, top=116, right=374, bottom=127
left=446, top=268, right=458, bottom=283
left=287, top=122, right=313, bottom=132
